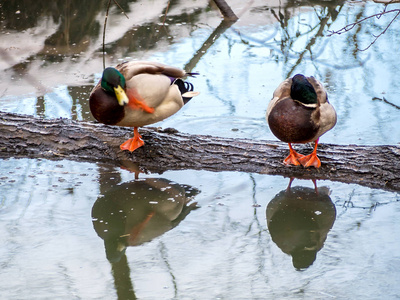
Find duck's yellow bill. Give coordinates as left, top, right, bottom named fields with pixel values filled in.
left=114, top=85, right=129, bottom=106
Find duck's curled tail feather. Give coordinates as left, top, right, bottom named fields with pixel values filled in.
left=174, top=78, right=199, bottom=104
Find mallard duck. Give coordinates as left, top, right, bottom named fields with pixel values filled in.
left=92, top=178, right=199, bottom=262
left=89, top=61, right=199, bottom=152
left=266, top=181, right=336, bottom=269
left=266, top=74, right=337, bottom=168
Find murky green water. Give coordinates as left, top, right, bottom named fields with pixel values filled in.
left=1, top=1, right=400, bottom=299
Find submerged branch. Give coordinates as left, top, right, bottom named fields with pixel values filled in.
left=372, top=96, right=400, bottom=110
left=213, top=0, right=239, bottom=21
left=184, top=19, right=235, bottom=72
left=0, top=112, right=399, bottom=192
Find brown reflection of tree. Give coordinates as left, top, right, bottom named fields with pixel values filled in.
left=1, top=0, right=110, bottom=90
left=1, top=0, right=107, bottom=50
left=230, top=2, right=382, bottom=78
left=273, top=3, right=346, bottom=77
left=36, top=95, right=45, bottom=117
left=68, top=85, right=95, bottom=121
left=284, top=6, right=343, bottom=76
left=184, top=19, right=236, bottom=73
left=105, top=6, right=207, bottom=57
left=1, top=0, right=54, bottom=30
left=245, top=174, right=271, bottom=280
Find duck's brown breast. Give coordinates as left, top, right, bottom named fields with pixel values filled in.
left=268, top=98, right=319, bottom=143
left=89, top=87, right=124, bottom=125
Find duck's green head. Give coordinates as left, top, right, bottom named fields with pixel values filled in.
left=290, top=74, right=317, bottom=105
left=101, top=67, right=129, bottom=106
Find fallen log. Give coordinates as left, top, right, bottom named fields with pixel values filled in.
left=1, top=111, right=399, bottom=192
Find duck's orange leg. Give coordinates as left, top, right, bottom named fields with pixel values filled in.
left=286, top=177, right=295, bottom=191
left=126, top=88, right=155, bottom=113
left=128, top=212, right=155, bottom=244
left=298, top=139, right=321, bottom=168
left=120, top=127, right=145, bottom=152
left=312, top=179, right=318, bottom=194
left=283, top=143, right=305, bottom=166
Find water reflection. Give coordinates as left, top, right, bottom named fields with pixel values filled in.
left=1, top=0, right=400, bottom=297
left=92, top=177, right=199, bottom=299
left=92, top=178, right=199, bottom=262
left=0, top=0, right=211, bottom=97
left=266, top=179, right=336, bottom=269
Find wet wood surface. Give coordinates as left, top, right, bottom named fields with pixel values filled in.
left=1, top=111, right=399, bottom=191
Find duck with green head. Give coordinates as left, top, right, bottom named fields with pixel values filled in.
left=89, top=61, right=199, bottom=152
left=266, top=74, right=337, bottom=168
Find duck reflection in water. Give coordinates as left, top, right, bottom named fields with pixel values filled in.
left=92, top=178, right=199, bottom=263
left=266, top=178, right=336, bottom=270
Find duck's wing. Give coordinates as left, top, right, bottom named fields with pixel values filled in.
left=266, top=78, right=292, bottom=118
left=273, top=78, right=292, bottom=99
left=306, top=76, right=337, bottom=138
left=116, top=61, right=187, bottom=81
left=306, top=76, right=328, bottom=105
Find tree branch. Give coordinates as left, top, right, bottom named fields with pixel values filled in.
left=327, top=9, right=400, bottom=51
left=1, top=111, right=399, bottom=192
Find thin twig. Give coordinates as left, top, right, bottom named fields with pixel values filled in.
left=327, top=10, right=400, bottom=36
left=327, top=9, right=400, bottom=51
left=103, top=0, right=112, bottom=70
left=102, top=0, right=129, bottom=70
left=162, top=0, right=170, bottom=27
left=113, top=0, right=129, bottom=19
left=372, top=97, right=400, bottom=110
left=360, top=10, right=400, bottom=50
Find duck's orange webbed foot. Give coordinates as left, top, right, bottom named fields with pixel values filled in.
left=298, top=139, right=321, bottom=168
left=120, top=127, right=144, bottom=152
left=283, top=143, right=305, bottom=166
left=298, top=153, right=321, bottom=168
left=126, top=89, right=155, bottom=113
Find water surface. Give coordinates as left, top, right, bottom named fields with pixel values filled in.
left=1, top=0, right=400, bottom=299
